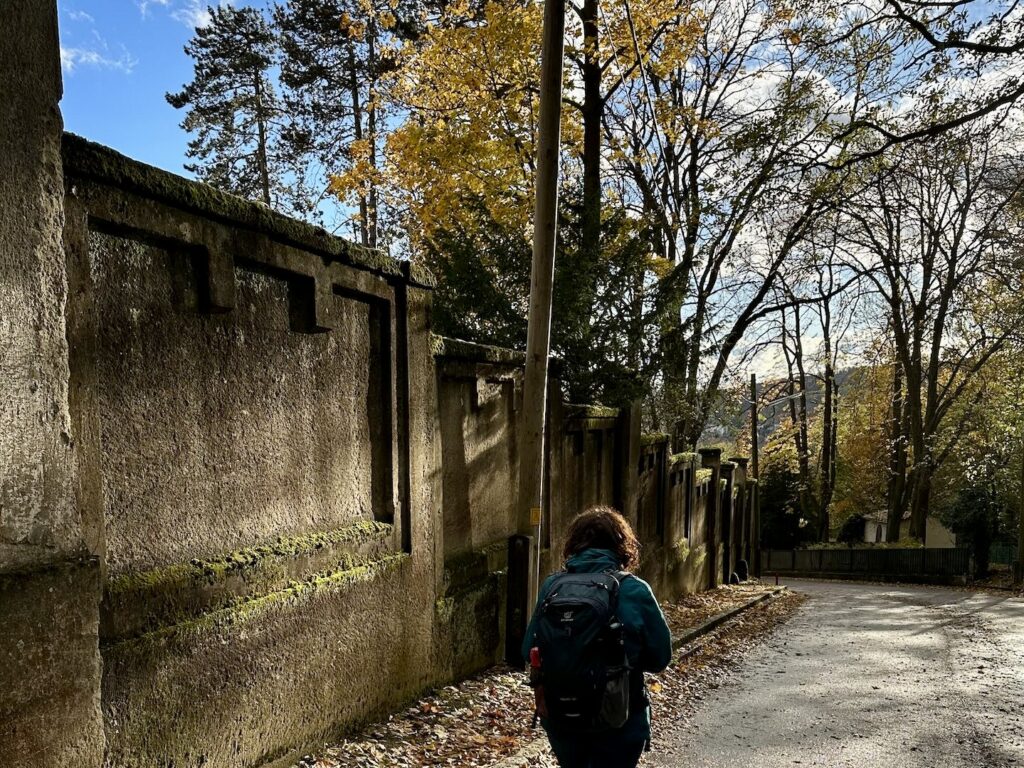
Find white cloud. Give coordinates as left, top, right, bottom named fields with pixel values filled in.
left=171, top=0, right=234, bottom=29
left=137, top=0, right=171, bottom=17
left=171, top=0, right=213, bottom=28
left=60, top=45, right=137, bottom=74
left=137, top=0, right=234, bottom=30
left=65, top=8, right=95, bottom=23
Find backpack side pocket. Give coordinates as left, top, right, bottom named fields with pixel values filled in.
left=598, top=665, right=631, bottom=730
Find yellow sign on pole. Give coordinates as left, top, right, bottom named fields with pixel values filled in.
left=530, top=507, right=542, bottom=527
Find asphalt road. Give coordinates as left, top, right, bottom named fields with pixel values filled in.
left=653, top=579, right=1024, bottom=768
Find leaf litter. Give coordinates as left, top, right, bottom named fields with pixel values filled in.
left=293, top=584, right=803, bottom=768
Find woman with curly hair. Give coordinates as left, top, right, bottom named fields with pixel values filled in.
left=522, top=506, right=673, bottom=768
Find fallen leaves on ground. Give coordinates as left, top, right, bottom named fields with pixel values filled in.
left=660, top=582, right=778, bottom=637
left=293, top=667, right=543, bottom=767
left=293, top=584, right=801, bottom=768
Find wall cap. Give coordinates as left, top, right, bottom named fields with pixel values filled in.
left=566, top=404, right=620, bottom=420
left=62, top=132, right=436, bottom=288
left=432, top=335, right=526, bottom=366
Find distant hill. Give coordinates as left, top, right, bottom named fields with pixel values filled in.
left=701, top=367, right=861, bottom=446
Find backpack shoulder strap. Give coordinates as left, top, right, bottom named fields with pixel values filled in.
left=605, top=569, right=633, bottom=585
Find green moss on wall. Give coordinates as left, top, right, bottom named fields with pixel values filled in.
left=641, top=433, right=671, bottom=447
left=108, top=520, right=393, bottom=598
left=563, top=403, right=619, bottom=420
left=672, top=538, right=691, bottom=565
left=110, top=553, right=408, bottom=652
left=431, top=334, right=527, bottom=366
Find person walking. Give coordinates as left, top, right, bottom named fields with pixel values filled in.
left=522, top=506, right=673, bottom=768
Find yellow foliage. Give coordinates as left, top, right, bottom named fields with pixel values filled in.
left=327, top=0, right=701, bottom=255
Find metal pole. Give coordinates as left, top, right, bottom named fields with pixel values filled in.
left=516, top=0, right=566, bottom=617
left=750, top=372, right=761, bottom=577
left=750, top=373, right=759, bottom=481
left=1017, top=436, right=1024, bottom=585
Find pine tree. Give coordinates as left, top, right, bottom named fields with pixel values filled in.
left=275, top=0, right=365, bottom=240
left=276, top=0, right=400, bottom=244
left=167, top=5, right=286, bottom=210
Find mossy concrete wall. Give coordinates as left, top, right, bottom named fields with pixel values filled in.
left=56, top=115, right=443, bottom=764
left=433, top=362, right=747, bottom=687
left=0, top=4, right=105, bottom=767
left=437, top=350, right=522, bottom=558
left=81, top=232, right=388, bottom=576
left=101, top=554, right=440, bottom=768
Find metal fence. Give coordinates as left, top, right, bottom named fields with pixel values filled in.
left=989, top=543, right=1018, bottom=566
left=762, top=547, right=972, bottom=583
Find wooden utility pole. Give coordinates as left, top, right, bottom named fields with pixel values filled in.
left=510, top=0, right=566, bottom=658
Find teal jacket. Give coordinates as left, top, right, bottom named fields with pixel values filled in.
left=521, top=548, right=673, bottom=742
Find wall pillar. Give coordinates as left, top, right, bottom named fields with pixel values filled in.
left=698, top=448, right=722, bottom=589
left=720, top=461, right=735, bottom=583
left=730, top=457, right=749, bottom=570
left=615, top=401, right=642, bottom=532
left=0, top=2, right=105, bottom=766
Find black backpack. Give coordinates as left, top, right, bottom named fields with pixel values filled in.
left=527, top=570, right=635, bottom=732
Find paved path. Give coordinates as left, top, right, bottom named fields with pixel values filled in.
left=654, top=580, right=1024, bottom=767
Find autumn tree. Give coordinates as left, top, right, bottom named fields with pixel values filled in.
left=756, top=238, right=861, bottom=541
left=833, top=361, right=894, bottom=529
left=841, top=119, right=1024, bottom=540
left=326, top=0, right=1024, bottom=421
left=598, top=0, right=1022, bottom=446
left=328, top=1, right=705, bottom=402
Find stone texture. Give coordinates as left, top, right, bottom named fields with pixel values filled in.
left=101, top=555, right=439, bottom=768
left=81, top=233, right=388, bottom=575
left=0, top=3, right=105, bottom=766
left=438, top=364, right=521, bottom=558
left=0, top=0, right=77, bottom=565
left=0, top=560, right=104, bottom=767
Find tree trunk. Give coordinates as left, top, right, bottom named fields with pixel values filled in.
left=818, top=362, right=835, bottom=541
left=367, top=17, right=380, bottom=249
left=909, top=466, right=931, bottom=542
left=781, top=307, right=814, bottom=525
left=791, top=304, right=815, bottom=524
left=253, top=73, right=272, bottom=207
left=886, top=361, right=909, bottom=542
left=581, top=0, right=601, bottom=274
left=347, top=41, right=369, bottom=247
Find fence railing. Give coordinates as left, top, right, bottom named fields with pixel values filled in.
left=990, top=543, right=1019, bottom=566
left=762, top=547, right=972, bottom=583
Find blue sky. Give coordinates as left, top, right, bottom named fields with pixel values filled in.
left=58, top=1, right=264, bottom=177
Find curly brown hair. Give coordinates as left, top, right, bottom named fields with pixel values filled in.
left=562, top=506, right=640, bottom=570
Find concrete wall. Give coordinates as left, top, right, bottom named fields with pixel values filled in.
left=436, top=341, right=523, bottom=559
left=0, top=4, right=105, bottom=766
left=0, top=6, right=758, bottom=765
left=57, top=132, right=444, bottom=768
left=435, top=370, right=743, bottom=679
